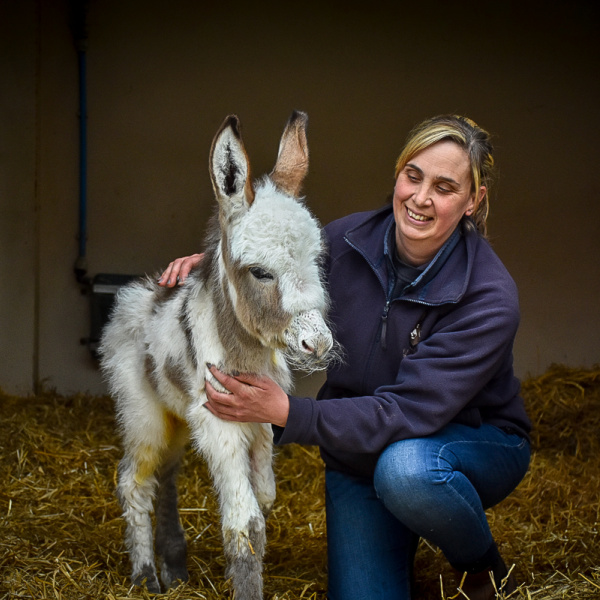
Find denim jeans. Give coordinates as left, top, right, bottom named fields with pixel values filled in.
left=325, top=423, right=530, bottom=600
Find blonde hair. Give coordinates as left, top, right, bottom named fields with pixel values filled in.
left=394, top=115, right=495, bottom=237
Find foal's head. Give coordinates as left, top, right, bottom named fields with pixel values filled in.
left=209, top=111, right=333, bottom=371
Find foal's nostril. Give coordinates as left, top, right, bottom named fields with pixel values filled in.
left=301, top=340, right=314, bottom=354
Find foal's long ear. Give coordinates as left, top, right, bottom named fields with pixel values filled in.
left=269, top=110, right=309, bottom=198
left=209, top=115, right=255, bottom=221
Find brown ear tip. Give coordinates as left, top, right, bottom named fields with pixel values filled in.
left=290, top=110, right=308, bottom=126
left=224, top=115, right=241, bottom=137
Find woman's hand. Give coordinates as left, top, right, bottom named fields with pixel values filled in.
left=204, top=365, right=290, bottom=427
left=158, top=253, right=204, bottom=287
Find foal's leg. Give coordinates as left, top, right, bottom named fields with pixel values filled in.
left=190, top=411, right=265, bottom=600
left=117, top=451, right=161, bottom=593
left=116, top=393, right=177, bottom=593
left=155, top=425, right=190, bottom=589
left=250, top=423, right=276, bottom=517
left=215, top=444, right=266, bottom=600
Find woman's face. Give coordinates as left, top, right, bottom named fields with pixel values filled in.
left=393, top=139, right=483, bottom=265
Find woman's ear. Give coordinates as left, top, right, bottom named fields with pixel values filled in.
left=466, top=185, right=486, bottom=216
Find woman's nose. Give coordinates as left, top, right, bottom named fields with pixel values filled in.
left=413, top=186, right=432, bottom=207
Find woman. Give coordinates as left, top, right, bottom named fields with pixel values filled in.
left=160, top=115, right=531, bottom=600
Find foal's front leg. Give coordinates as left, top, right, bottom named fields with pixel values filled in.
left=250, top=423, right=276, bottom=516
left=216, top=454, right=266, bottom=600
left=191, top=415, right=266, bottom=600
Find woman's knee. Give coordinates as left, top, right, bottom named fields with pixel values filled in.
left=373, top=439, right=440, bottom=505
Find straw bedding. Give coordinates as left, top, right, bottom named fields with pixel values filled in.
left=1, top=363, right=599, bottom=599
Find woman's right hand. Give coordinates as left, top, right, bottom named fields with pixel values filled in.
left=158, top=253, right=204, bottom=287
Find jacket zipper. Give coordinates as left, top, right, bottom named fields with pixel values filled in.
left=380, top=300, right=390, bottom=350
left=344, top=234, right=395, bottom=353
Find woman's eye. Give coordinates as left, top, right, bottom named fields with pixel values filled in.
left=249, top=267, right=274, bottom=281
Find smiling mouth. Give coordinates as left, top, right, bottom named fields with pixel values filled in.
left=407, top=207, right=432, bottom=222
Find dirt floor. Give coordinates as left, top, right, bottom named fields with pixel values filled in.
left=1, top=363, right=599, bottom=599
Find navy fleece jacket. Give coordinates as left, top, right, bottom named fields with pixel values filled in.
left=274, top=206, right=531, bottom=478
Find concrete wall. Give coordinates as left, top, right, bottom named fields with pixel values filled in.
left=2, top=0, right=598, bottom=396
left=1, top=0, right=39, bottom=394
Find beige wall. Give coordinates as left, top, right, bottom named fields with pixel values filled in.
left=1, top=0, right=38, bottom=394
left=2, top=0, right=599, bottom=396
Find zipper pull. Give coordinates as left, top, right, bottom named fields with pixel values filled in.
left=380, top=302, right=390, bottom=350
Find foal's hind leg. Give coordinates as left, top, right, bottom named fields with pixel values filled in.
left=155, top=422, right=190, bottom=589
left=116, top=395, right=178, bottom=593
left=117, top=452, right=161, bottom=593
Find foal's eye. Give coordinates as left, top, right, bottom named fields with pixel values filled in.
left=249, top=267, right=274, bottom=281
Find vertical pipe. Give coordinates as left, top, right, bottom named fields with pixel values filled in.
left=71, top=0, right=89, bottom=284
left=77, top=44, right=87, bottom=262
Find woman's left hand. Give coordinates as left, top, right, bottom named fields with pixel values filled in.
left=204, top=365, right=290, bottom=427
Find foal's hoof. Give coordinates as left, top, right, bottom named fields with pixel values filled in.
left=133, top=564, right=161, bottom=594
left=161, top=565, right=189, bottom=590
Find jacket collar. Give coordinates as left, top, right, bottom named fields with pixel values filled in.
left=344, top=205, right=474, bottom=306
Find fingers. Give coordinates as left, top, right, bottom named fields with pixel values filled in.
left=204, top=379, right=245, bottom=422
left=203, top=365, right=290, bottom=427
left=158, top=253, right=204, bottom=287
left=158, top=259, right=184, bottom=288
left=178, top=253, right=204, bottom=281
left=207, top=364, right=245, bottom=394
left=208, top=364, right=262, bottom=391
left=204, top=368, right=259, bottom=422
left=157, top=262, right=176, bottom=287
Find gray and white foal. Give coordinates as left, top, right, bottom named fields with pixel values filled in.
left=100, top=111, right=333, bottom=599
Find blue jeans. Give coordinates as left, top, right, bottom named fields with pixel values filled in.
left=325, top=424, right=530, bottom=600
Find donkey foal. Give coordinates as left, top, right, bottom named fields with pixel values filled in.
left=100, top=111, right=333, bottom=599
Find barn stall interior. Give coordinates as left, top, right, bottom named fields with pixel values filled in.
left=2, top=1, right=599, bottom=599
left=1, top=364, right=599, bottom=599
